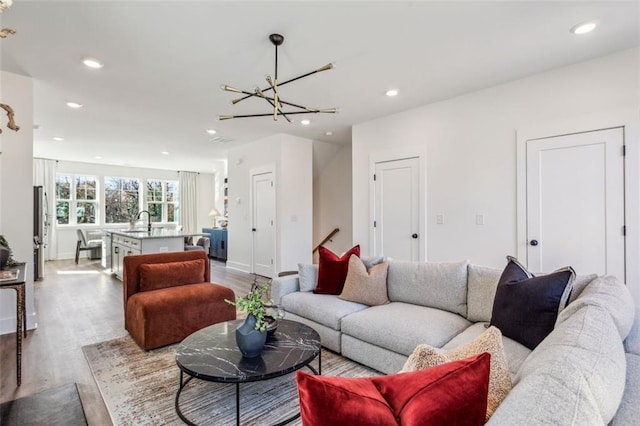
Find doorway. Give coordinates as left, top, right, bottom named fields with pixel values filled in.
left=524, top=127, right=625, bottom=278
left=250, top=170, right=276, bottom=278
left=372, top=157, right=421, bottom=261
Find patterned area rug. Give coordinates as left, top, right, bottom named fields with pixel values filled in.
left=83, top=335, right=380, bottom=425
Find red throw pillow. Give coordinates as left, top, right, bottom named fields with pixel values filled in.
left=314, top=245, right=360, bottom=295
left=297, top=353, right=490, bottom=426
left=139, top=259, right=206, bottom=291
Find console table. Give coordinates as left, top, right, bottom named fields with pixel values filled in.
left=0, top=262, right=27, bottom=386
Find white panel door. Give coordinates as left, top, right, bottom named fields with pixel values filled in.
left=251, top=171, right=275, bottom=278
left=374, top=157, right=420, bottom=260
left=526, top=128, right=624, bottom=278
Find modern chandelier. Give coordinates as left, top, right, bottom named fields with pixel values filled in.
left=218, top=33, right=338, bottom=122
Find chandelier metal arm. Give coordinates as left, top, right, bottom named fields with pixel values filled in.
left=231, top=63, right=334, bottom=106
left=219, top=110, right=335, bottom=120
left=255, top=87, right=291, bottom=122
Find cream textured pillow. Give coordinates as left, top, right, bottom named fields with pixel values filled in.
left=401, top=326, right=511, bottom=420
left=339, top=255, right=389, bottom=306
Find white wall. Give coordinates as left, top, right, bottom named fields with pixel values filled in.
left=0, top=71, right=35, bottom=334
left=227, top=134, right=313, bottom=275
left=353, top=48, right=640, bottom=299
left=54, top=160, right=220, bottom=259
left=313, top=142, right=353, bottom=260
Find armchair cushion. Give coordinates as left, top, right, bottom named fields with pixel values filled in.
left=139, top=259, right=206, bottom=291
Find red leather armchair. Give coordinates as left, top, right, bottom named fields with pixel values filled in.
left=123, top=250, right=236, bottom=350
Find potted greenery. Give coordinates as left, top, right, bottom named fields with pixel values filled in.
left=226, top=280, right=282, bottom=357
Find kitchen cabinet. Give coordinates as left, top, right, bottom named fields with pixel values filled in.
left=109, top=231, right=188, bottom=280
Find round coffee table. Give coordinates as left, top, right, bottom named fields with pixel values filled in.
left=175, top=319, right=321, bottom=426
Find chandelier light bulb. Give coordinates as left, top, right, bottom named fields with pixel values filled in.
left=386, top=89, right=399, bottom=97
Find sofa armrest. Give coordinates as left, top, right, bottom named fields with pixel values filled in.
left=271, top=274, right=300, bottom=304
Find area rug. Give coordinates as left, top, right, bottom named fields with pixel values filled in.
left=0, top=383, right=87, bottom=426
left=83, top=335, right=380, bottom=425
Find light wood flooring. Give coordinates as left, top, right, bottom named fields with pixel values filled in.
left=0, top=257, right=255, bottom=425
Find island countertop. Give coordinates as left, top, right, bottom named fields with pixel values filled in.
left=107, top=229, right=206, bottom=240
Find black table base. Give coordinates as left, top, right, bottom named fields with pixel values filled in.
left=175, top=354, right=320, bottom=426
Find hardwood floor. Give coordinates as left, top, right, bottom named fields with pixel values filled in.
left=0, top=257, right=255, bottom=425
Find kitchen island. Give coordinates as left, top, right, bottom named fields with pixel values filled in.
left=107, top=229, right=205, bottom=280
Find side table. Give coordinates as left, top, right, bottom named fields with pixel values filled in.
left=0, top=262, right=27, bottom=386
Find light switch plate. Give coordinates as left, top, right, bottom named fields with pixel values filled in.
left=436, top=214, right=444, bottom=225
left=476, top=214, right=485, bottom=225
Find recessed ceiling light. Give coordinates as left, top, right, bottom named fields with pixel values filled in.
left=301, top=119, right=311, bottom=126
left=66, top=101, right=83, bottom=109
left=82, top=56, right=104, bottom=69
left=53, top=137, right=64, bottom=141
left=570, top=21, right=597, bottom=35
left=386, top=89, right=399, bottom=97
left=325, top=131, right=333, bottom=136
left=206, top=129, right=217, bottom=135
left=161, top=151, right=169, bottom=155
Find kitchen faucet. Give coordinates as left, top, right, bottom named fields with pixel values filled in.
left=137, top=210, right=152, bottom=232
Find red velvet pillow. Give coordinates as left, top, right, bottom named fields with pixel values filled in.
left=139, top=259, right=206, bottom=291
left=297, top=353, right=490, bottom=426
left=314, top=245, right=360, bottom=295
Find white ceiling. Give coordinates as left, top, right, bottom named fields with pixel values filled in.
left=1, top=1, right=638, bottom=173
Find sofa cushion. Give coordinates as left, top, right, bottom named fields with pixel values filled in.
left=339, top=255, right=389, bottom=306
left=490, top=256, right=575, bottom=350
left=402, top=326, right=511, bottom=421
left=467, top=264, right=501, bottom=322
left=443, top=322, right=531, bottom=378
left=341, top=302, right=471, bottom=356
left=281, top=292, right=368, bottom=330
left=315, top=245, right=360, bottom=295
left=387, top=260, right=469, bottom=316
left=138, top=259, right=206, bottom=292
left=490, top=304, right=627, bottom=425
left=297, top=353, right=490, bottom=426
left=298, top=263, right=318, bottom=292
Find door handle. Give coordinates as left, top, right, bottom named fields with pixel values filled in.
left=411, top=234, right=418, bottom=239
left=530, top=240, right=539, bottom=246
left=252, top=228, right=257, bottom=232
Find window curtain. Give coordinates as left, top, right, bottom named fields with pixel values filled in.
left=179, top=171, right=198, bottom=234
left=33, top=158, right=57, bottom=260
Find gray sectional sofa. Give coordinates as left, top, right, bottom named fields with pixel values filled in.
left=272, top=259, right=639, bottom=425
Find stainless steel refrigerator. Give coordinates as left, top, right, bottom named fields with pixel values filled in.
left=33, top=185, right=45, bottom=280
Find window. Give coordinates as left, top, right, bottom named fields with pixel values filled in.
left=55, top=175, right=72, bottom=224
left=105, top=177, right=140, bottom=223
left=146, top=179, right=179, bottom=223
left=75, top=176, right=97, bottom=224
left=55, top=174, right=98, bottom=225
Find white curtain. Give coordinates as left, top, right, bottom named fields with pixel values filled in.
left=33, top=158, right=57, bottom=260
left=179, top=171, right=198, bottom=234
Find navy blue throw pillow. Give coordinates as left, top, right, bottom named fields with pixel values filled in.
left=490, top=256, right=575, bottom=350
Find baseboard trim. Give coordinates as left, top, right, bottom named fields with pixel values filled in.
left=0, top=311, right=38, bottom=335
left=226, top=261, right=250, bottom=274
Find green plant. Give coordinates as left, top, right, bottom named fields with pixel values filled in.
left=0, top=235, right=17, bottom=267
left=226, top=280, right=280, bottom=332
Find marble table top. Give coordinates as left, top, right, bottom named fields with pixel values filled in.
left=175, top=319, right=321, bottom=383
